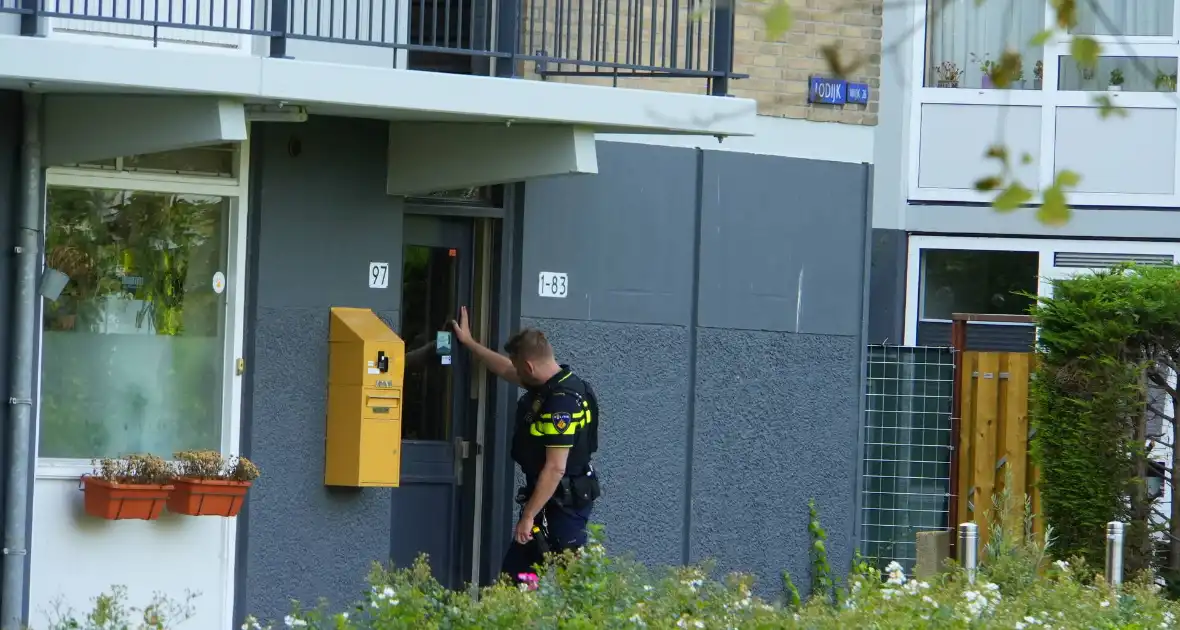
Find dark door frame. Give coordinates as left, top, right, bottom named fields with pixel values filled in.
left=399, top=214, right=475, bottom=588
left=404, top=184, right=523, bottom=587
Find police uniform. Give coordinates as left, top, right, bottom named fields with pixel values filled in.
left=502, top=364, right=600, bottom=578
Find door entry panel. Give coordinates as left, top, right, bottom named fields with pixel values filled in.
left=390, top=215, right=475, bottom=588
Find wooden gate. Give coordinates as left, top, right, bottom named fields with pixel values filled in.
left=954, top=350, right=1042, bottom=548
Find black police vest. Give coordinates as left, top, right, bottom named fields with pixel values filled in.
left=510, top=369, right=599, bottom=480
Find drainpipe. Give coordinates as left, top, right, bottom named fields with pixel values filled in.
left=2, top=91, right=42, bottom=630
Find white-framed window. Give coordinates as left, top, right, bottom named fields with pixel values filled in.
left=904, top=235, right=1180, bottom=345
left=34, top=142, right=249, bottom=480
left=909, top=0, right=1180, bottom=209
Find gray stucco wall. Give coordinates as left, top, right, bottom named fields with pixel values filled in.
left=238, top=116, right=403, bottom=623
left=868, top=228, right=907, bottom=345
left=521, top=141, right=870, bottom=595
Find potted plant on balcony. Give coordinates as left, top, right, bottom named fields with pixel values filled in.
left=1155, top=70, right=1178, bottom=92
left=82, top=454, right=174, bottom=521
left=972, top=53, right=997, bottom=89
left=167, top=450, right=260, bottom=517
left=1109, top=68, right=1125, bottom=91
left=935, top=61, right=962, bottom=88
left=1034, top=60, right=1044, bottom=90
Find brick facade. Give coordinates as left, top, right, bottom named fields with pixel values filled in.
left=518, top=0, right=882, bottom=126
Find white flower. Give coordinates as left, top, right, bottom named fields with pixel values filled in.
left=1100, top=600, right=1111, bottom=608
left=1016, top=623, right=1026, bottom=630
left=1024, top=616, right=1039, bottom=625
left=964, top=591, right=980, bottom=601
left=382, top=586, right=395, bottom=598
left=983, top=582, right=1000, bottom=592
left=922, top=595, right=939, bottom=608
left=1054, top=560, right=1069, bottom=571
left=283, top=616, right=307, bottom=628
left=628, top=613, right=647, bottom=627
left=1165, top=611, right=1175, bottom=622
left=643, top=585, right=654, bottom=592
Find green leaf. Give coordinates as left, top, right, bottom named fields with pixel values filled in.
left=1051, top=0, right=1077, bottom=29
left=1093, top=94, right=1128, bottom=119
left=1030, top=29, right=1055, bottom=46
left=994, top=183, right=1033, bottom=212
left=1038, top=184, right=1071, bottom=226
left=1021, top=152, right=1034, bottom=165
left=1070, top=36, right=1101, bottom=68
left=985, top=144, right=1009, bottom=163
left=1056, top=169, right=1082, bottom=188
left=763, top=0, right=793, bottom=42
left=974, top=176, right=1003, bottom=192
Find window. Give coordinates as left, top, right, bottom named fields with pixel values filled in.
left=919, top=249, right=1039, bottom=320
left=1058, top=55, right=1179, bottom=91
left=74, top=145, right=235, bottom=177
left=39, top=187, right=229, bottom=459
left=1072, top=0, right=1174, bottom=37
left=924, top=0, right=1045, bottom=90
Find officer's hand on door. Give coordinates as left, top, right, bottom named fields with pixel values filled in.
left=450, top=306, right=473, bottom=346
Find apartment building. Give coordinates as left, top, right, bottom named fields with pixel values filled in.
left=871, top=0, right=1180, bottom=349
left=0, top=0, right=881, bottom=626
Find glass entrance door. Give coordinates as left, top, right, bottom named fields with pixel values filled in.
left=391, top=215, right=475, bottom=588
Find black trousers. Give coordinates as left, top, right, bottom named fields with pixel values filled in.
left=500, top=501, right=594, bottom=581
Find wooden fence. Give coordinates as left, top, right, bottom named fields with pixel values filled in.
left=954, top=351, right=1042, bottom=549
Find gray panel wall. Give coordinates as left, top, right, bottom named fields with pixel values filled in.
left=521, top=141, right=870, bottom=595
left=239, top=116, right=402, bottom=623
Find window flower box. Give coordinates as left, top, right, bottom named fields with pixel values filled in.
left=166, top=450, right=260, bottom=517
left=167, top=478, right=252, bottom=517
left=82, top=454, right=174, bottom=521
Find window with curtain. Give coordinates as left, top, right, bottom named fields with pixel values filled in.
left=1072, top=0, right=1174, bottom=37
left=39, top=187, right=229, bottom=459
left=924, top=0, right=1045, bottom=90
left=1058, top=55, right=1179, bottom=91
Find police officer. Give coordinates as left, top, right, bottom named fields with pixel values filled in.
left=450, top=307, right=600, bottom=579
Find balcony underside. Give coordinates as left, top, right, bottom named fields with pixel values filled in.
left=0, top=35, right=754, bottom=138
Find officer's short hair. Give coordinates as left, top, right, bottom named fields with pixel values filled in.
left=504, top=328, right=553, bottom=361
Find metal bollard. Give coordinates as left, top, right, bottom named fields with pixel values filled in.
left=958, top=522, right=978, bottom=584
left=1106, top=521, right=1125, bottom=588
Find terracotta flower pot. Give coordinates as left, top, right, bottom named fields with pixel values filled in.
left=167, top=478, right=252, bottom=517
left=83, top=477, right=173, bottom=521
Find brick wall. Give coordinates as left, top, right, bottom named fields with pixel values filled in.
left=731, top=0, right=882, bottom=125
left=516, top=0, right=883, bottom=126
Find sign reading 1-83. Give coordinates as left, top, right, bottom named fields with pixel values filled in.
left=538, top=272, right=568, bottom=298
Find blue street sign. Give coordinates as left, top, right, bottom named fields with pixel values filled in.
left=809, top=76, right=846, bottom=104
left=847, top=82, right=870, bottom=104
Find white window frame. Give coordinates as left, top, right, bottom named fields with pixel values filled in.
left=904, top=234, right=1180, bottom=345
left=908, top=1, right=1180, bottom=208
left=34, top=139, right=249, bottom=480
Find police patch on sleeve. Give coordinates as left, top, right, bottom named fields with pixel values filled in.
left=551, top=412, right=573, bottom=434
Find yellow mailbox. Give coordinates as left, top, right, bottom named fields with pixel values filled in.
left=325, top=307, right=406, bottom=487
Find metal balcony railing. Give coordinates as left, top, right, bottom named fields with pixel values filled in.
left=1, top=0, right=740, bottom=93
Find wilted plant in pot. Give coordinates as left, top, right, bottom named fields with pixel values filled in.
left=83, top=454, right=175, bottom=521
left=935, top=61, right=962, bottom=88
left=167, top=450, right=260, bottom=517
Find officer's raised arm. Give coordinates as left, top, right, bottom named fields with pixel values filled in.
left=450, top=306, right=521, bottom=386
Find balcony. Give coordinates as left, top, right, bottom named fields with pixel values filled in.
left=0, top=0, right=742, bottom=94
